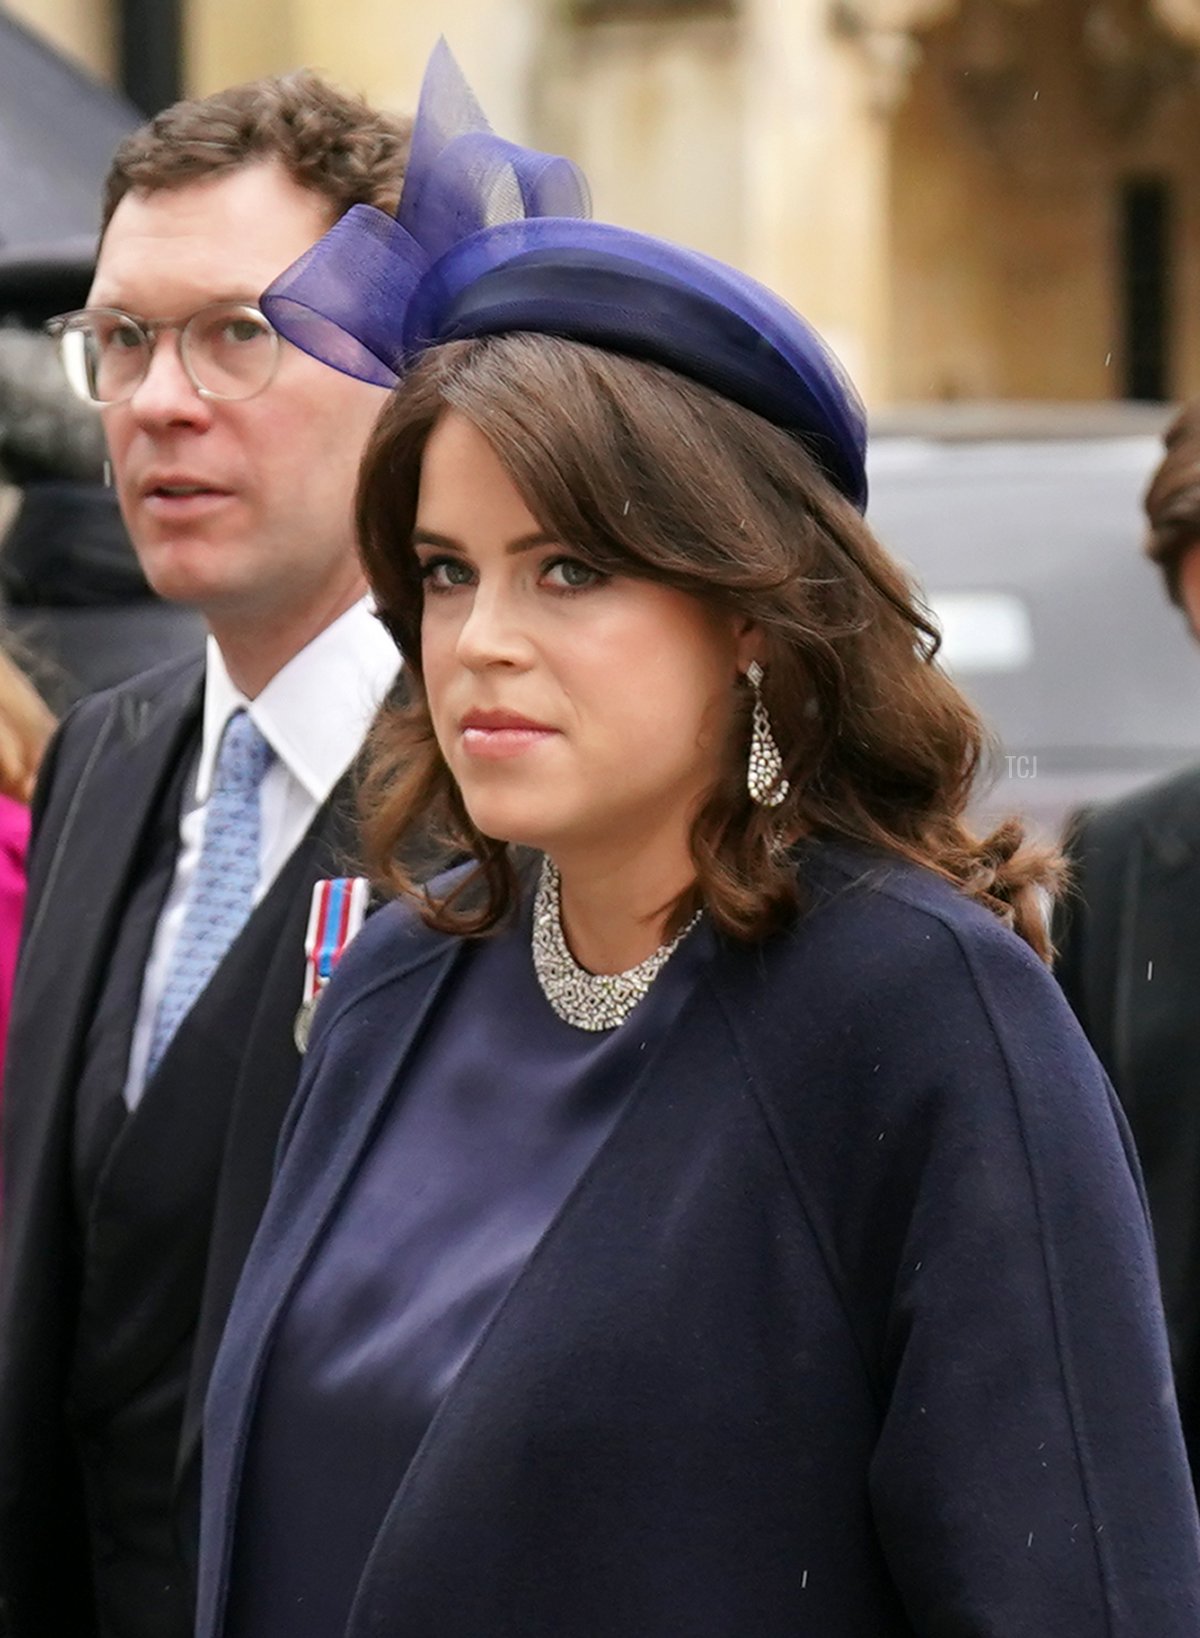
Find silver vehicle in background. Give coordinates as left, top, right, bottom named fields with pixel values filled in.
left=866, top=403, right=1200, bottom=839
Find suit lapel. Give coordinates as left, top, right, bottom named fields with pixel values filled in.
left=176, top=780, right=361, bottom=1476
left=3, top=663, right=203, bottom=1244
left=21, top=662, right=202, bottom=985
left=73, top=803, right=346, bottom=1422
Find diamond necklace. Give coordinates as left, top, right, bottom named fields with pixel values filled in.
left=531, top=856, right=703, bottom=1032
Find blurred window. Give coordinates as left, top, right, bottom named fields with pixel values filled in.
left=926, top=591, right=1034, bottom=674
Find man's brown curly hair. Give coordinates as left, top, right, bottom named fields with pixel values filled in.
left=100, top=71, right=412, bottom=235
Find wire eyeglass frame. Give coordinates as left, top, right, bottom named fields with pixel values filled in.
left=45, top=300, right=282, bottom=406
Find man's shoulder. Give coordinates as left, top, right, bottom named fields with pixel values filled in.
left=47, top=652, right=204, bottom=757
left=30, top=653, right=205, bottom=850
left=65, top=651, right=205, bottom=720
left=717, top=842, right=1055, bottom=1054
left=1069, top=760, right=1200, bottom=863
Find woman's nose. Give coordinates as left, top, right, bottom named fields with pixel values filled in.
left=454, top=581, right=532, bottom=669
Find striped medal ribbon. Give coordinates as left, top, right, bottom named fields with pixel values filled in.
left=293, top=876, right=370, bottom=1052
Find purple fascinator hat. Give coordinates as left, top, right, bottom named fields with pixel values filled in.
left=262, top=39, right=868, bottom=512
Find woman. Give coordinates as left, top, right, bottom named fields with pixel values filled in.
left=198, top=45, right=1200, bottom=1638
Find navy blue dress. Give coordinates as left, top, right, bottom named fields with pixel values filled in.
left=224, top=897, right=709, bottom=1638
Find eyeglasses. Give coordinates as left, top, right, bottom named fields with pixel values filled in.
left=45, top=301, right=282, bottom=406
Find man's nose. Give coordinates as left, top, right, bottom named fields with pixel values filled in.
left=126, top=332, right=213, bottom=431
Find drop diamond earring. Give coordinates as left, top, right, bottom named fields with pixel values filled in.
left=745, top=660, right=789, bottom=808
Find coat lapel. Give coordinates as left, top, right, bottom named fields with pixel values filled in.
left=197, top=952, right=731, bottom=1638
left=197, top=934, right=465, bottom=1638
left=347, top=974, right=744, bottom=1638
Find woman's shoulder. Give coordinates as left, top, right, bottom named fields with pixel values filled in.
left=794, top=839, right=1048, bottom=983
left=715, top=844, right=1124, bottom=1286
left=715, top=840, right=1083, bottom=1100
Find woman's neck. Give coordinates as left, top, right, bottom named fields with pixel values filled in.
left=550, top=833, right=697, bottom=975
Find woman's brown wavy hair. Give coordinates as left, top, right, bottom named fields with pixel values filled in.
left=356, top=334, right=1061, bottom=959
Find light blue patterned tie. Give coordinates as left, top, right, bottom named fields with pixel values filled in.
left=145, top=709, right=275, bottom=1078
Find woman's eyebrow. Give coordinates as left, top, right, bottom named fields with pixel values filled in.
left=410, top=529, right=557, bottom=555
left=505, top=532, right=556, bottom=556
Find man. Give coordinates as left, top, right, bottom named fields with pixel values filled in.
left=1055, top=397, right=1200, bottom=1482
left=0, top=74, right=410, bottom=1638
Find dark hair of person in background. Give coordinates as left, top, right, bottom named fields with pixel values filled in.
left=1144, top=397, right=1200, bottom=608
left=101, top=69, right=411, bottom=233
left=356, top=333, right=1061, bottom=958
left=0, top=323, right=205, bottom=712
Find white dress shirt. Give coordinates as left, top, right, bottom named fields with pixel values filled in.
left=122, top=599, right=400, bottom=1109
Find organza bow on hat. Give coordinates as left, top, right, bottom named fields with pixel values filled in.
left=262, top=39, right=869, bottom=511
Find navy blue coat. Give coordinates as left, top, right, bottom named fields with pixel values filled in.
left=199, top=847, right=1200, bottom=1637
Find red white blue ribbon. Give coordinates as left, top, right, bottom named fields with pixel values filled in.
left=295, top=876, right=369, bottom=1050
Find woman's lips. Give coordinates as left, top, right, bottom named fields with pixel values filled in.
left=459, top=714, right=558, bottom=760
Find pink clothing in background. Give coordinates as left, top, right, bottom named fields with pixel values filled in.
left=0, top=793, right=30, bottom=1092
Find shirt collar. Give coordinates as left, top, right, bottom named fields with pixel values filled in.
left=196, top=599, right=400, bottom=805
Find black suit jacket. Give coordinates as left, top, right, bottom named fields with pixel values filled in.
left=1055, top=762, right=1200, bottom=1475
left=0, top=654, right=364, bottom=1638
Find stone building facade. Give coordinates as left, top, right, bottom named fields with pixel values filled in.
left=10, top=0, right=1200, bottom=405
